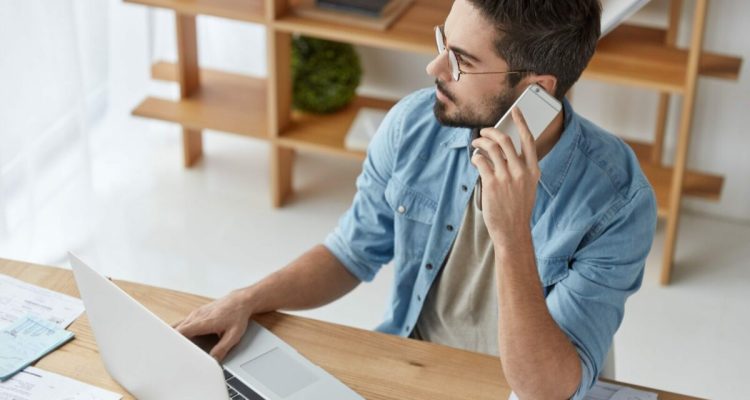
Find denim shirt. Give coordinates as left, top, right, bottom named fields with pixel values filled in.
left=324, top=88, right=657, bottom=398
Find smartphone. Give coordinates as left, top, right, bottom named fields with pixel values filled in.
left=472, top=83, right=562, bottom=160
left=471, top=83, right=562, bottom=209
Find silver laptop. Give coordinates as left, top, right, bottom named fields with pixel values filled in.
left=69, top=253, right=364, bottom=400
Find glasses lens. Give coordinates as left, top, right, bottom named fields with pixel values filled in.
left=435, top=26, right=445, bottom=53
left=448, top=50, right=460, bottom=81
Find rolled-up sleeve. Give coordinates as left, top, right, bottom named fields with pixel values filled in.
left=545, top=186, right=657, bottom=399
left=323, top=97, right=410, bottom=282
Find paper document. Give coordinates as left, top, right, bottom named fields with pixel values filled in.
left=508, top=380, right=657, bottom=400
left=586, top=381, right=657, bottom=400
left=0, top=274, right=84, bottom=329
left=0, top=315, right=74, bottom=381
left=344, top=107, right=388, bottom=151
left=0, top=366, right=121, bottom=400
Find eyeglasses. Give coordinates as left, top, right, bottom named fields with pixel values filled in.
left=434, top=25, right=527, bottom=82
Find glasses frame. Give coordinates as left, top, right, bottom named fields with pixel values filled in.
left=434, top=25, right=528, bottom=82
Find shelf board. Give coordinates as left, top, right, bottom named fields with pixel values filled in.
left=132, top=62, right=268, bottom=139
left=624, top=139, right=724, bottom=217
left=273, top=0, right=451, bottom=54
left=124, top=0, right=265, bottom=23
left=277, top=96, right=396, bottom=159
left=585, top=24, right=743, bottom=93
left=275, top=11, right=741, bottom=93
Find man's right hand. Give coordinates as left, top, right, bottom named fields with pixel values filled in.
left=173, top=288, right=255, bottom=362
left=172, top=245, right=360, bottom=362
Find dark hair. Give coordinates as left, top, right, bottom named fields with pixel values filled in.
left=467, top=0, right=601, bottom=99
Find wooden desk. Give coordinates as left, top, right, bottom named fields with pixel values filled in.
left=0, top=258, right=700, bottom=399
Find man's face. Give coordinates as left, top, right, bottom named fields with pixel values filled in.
left=426, top=0, right=520, bottom=128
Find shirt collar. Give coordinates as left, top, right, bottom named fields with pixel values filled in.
left=538, top=98, right=579, bottom=198
left=441, top=128, right=473, bottom=149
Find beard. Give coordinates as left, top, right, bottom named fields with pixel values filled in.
left=433, top=79, right=516, bottom=128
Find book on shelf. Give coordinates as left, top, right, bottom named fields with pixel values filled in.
left=292, top=0, right=414, bottom=31
left=344, top=107, right=388, bottom=152
left=316, top=0, right=391, bottom=17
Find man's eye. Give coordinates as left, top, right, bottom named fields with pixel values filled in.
left=456, top=55, right=471, bottom=67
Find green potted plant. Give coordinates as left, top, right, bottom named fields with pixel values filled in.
left=291, top=36, right=362, bottom=114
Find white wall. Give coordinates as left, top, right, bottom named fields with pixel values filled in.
left=142, top=0, right=749, bottom=222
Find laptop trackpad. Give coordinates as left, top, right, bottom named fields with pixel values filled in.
left=241, top=347, right=319, bottom=398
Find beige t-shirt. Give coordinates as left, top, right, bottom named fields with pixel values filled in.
left=412, top=188, right=499, bottom=356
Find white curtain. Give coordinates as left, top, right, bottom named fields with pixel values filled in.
left=0, top=0, right=109, bottom=262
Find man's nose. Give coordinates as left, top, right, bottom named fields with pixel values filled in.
left=426, top=52, right=452, bottom=82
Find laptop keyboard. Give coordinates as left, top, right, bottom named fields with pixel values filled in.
left=224, top=368, right=264, bottom=400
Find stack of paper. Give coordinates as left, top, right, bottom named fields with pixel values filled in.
left=586, top=381, right=658, bottom=400
left=0, top=315, right=75, bottom=381
left=0, top=274, right=84, bottom=329
left=0, top=367, right=121, bottom=400
left=0, top=274, right=85, bottom=382
left=509, top=380, right=658, bottom=400
left=344, top=107, right=388, bottom=151
left=0, top=274, right=121, bottom=398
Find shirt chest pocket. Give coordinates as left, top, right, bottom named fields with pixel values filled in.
left=385, top=180, right=437, bottom=261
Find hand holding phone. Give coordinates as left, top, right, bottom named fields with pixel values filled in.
left=471, top=84, right=562, bottom=209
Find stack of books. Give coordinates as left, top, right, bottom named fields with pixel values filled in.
left=292, top=0, right=414, bottom=30
left=316, top=0, right=392, bottom=17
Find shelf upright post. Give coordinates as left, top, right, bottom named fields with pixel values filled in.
left=661, top=0, right=709, bottom=284
left=652, top=0, right=684, bottom=166
left=175, top=14, right=203, bottom=167
left=267, top=0, right=295, bottom=207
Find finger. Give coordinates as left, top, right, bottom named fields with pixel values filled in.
left=210, top=326, right=244, bottom=362
left=176, top=319, right=210, bottom=339
left=480, top=128, right=524, bottom=174
left=472, top=137, right=509, bottom=179
left=471, top=151, right=494, bottom=179
left=171, top=319, right=184, bottom=329
left=512, top=107, right=538, bottom=167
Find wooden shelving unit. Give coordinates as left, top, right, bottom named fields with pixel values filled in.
left=126, top=0, right=266, bottom=22
left=278, top=96, right=395, bottom=160
left=124, top=0, right=741, bottom=285
left=585, top=24, right=741, bottom=92
left=624, top=139, right=724, bottom=217
left=132, top=62, right=268, bottom=139
left=273, top=0, right=448, bottom=54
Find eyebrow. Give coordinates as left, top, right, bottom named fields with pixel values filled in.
left=440, top=24, right=482, bottom=63
left=450, top=46, right=481, bottom=63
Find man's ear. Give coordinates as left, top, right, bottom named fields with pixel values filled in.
left=526, top=74, right=558, bottom=97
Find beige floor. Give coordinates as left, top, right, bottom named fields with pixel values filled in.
left=1, top=109, right=748, bottom=399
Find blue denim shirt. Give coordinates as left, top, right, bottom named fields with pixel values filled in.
left=324, top=88, right=657, bottom=398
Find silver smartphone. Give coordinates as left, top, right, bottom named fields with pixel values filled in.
left=471, top=83, right=562, bottom=209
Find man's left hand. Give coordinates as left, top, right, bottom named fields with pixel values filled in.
left=471, top=107, right=540, bottom=252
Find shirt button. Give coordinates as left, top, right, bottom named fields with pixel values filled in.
left=405, top=325, right=411, bottom=332
left=417, top=295, right=422, bottom=301
left=461, top=185, right=468, bottom=192
left=397, top=205, right=406, bottom=214
left=426, top=263, right=433, bottom=270
left=446, top=225, right=454, bottom=232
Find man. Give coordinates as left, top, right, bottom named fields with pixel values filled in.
left=175, top=1, right=657, bottom=399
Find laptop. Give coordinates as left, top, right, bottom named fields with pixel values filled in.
left=69, top=253, right=364, bottom=400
